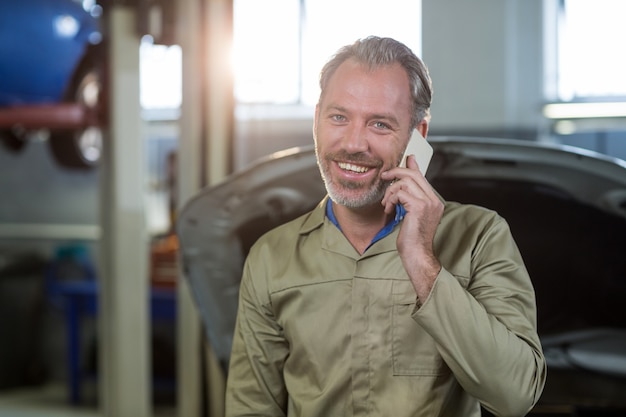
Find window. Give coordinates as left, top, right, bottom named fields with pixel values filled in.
left=553, top=0, right=626, bottom=101
left=140, top=39, right=182, bottom=111
left=233, top=0, right=422, bottom=107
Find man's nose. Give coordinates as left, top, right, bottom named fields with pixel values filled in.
left=343, top=125, right=368, bottom=154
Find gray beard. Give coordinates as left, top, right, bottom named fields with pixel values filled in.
left=321, top=169, right=391, bottom=209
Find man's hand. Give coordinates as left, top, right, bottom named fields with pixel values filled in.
left=381, top=154, right=444, bottom=303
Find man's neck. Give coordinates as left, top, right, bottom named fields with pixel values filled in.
left=332, top=202, right=394, bottom=255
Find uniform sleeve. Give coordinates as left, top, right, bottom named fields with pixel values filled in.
left=413, top=215, right=547, bottom=416
left=225, top=255, right=289, bottom=417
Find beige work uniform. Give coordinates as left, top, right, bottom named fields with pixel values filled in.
left=226, top=196, right=546, bottom=417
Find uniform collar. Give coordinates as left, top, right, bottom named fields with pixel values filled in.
left=323, top=198, right=405, bottom=250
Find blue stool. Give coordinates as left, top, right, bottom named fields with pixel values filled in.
left=45, top=245, right=176, bottom=405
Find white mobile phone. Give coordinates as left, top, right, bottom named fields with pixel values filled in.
left=400, top=129, right=433, bottom=174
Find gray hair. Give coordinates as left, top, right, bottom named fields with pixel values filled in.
left=318, top=36, right=433, bottom=129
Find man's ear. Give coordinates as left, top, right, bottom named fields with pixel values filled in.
left=417, top=119, right=429, bottom=139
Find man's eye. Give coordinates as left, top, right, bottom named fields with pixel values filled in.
left=331, top=115, right=346, bottom=122
left=373, top=121, right=390, bottom=129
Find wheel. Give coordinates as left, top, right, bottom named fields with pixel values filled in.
left=0, top=127, right=28, bottom=153
left=49, top=59, right=103, bottom=169
left=49, top=69, right=103, bottom=169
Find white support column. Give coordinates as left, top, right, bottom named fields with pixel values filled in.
left=176, top=0, right=234, bottom=416
left=205, top=0, right=234, bottom=186
left=203, top=2, right=234, bottom=416
left=100, top=5, right=151, bottom=417
left=176, top=0, right=204, bottom=415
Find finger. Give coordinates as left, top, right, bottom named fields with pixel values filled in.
left=384, top=182, right=425, bottom=215
left=381, top=184, right=400, bottom=213
left=401, top=157, right=439, bottom=200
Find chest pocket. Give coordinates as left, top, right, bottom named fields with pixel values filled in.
left=391, top=280, right=447, bottom=376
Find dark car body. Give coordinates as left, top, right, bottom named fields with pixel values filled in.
left=178, top=137, right=626, bottom=415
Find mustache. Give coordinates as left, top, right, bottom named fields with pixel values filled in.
left=327, top=151, right=381, bottom=166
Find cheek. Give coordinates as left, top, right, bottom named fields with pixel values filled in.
left=315, top=125, right=341, bottom=148
left=370, top=142, right=403, bottom=167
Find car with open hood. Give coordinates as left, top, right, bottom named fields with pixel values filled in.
left=178, top=136, right=626, bottom=415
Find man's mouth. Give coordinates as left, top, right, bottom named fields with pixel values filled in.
left=338, top=162, right=369, bottom=173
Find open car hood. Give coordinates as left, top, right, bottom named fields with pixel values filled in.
left=178, top=137, right=626, bottom=409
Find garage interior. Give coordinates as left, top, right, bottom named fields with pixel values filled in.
left=1, top=1, right=626, bottom=417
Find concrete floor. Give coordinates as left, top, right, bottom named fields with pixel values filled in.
left=0, top=383, right=175, bottom=417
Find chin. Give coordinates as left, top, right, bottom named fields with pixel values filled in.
left=329, top=188, right=384, bottom=209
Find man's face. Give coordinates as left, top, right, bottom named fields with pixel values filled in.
left=314, top=59, right=414, bottom=209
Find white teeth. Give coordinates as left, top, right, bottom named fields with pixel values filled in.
left=338, top=162, right=369, bottom=173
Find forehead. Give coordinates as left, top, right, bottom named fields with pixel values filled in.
left=321, top=59, right=412, bottom=118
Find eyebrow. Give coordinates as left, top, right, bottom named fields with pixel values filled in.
left=323, top=104, right=349, bottom=114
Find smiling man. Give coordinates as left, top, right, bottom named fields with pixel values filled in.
left=225, top=36, right=546, bottom=417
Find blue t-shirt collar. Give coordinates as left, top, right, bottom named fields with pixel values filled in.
left=325, top=199, right=405, bottom=249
